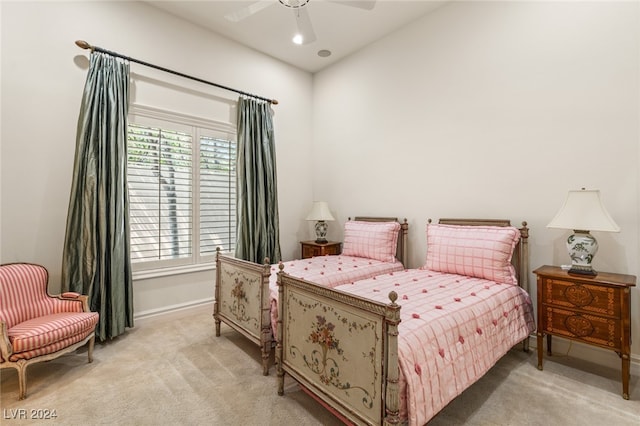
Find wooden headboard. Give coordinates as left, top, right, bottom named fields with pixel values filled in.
left=434, top=218, right=530, bottom=294
left=349, top=216, right=409, bottom=267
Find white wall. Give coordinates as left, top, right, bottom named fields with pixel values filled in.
left=313, top=1, right=640, bottom=360
left=0, top=1, right=314, bottom=316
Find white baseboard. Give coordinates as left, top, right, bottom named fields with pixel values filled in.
left=527, top=335, right=640, bottom=376
left=134, top=297, right=214, bottom=322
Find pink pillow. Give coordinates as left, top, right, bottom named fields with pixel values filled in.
left=425, top=223, right=520, bottom=285
left=342, top=221, right=400, bottom=263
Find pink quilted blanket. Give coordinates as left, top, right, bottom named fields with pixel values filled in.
left=269, top=255, right=404, bottom=337
left=334, top=269, right=535, bottom=426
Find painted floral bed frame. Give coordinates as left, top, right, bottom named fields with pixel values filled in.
left=275, top=218, right=530, bottom=425
left=213, top=217, right=409, bottom=375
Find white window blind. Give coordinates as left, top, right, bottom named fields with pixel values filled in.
left=199, top=134, right=236, bottom=257
left=127, top=108, right=236, bottom=271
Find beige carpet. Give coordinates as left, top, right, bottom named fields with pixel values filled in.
left=1, top=305, right=638, bottom=425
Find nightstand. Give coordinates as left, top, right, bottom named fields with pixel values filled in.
left=300, top=241, right=341, bottom=259
left=534, top=265, right=636, bottom=399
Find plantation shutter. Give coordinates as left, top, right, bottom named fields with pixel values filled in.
left=127, top=124, right=193, bottom=263
left=199, top=135, right=237, bottom=256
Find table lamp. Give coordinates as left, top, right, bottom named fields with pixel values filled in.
left=547, top=188, right=619, bottom=276
left=306, top=201, right=335, bottom=243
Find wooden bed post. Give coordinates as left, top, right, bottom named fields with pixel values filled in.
left=399, top=219, right=409, bottom=267
left=518, top=221, right=530, bottom=353
left=276, top=262, right=285, bottom=396
left=214, top=247, right=222, bottom=337
left=383, top=291, right=401, bottom=425
left=260, top=257, right=271, bottom=376
left=519, top=221, right=530, bottom=295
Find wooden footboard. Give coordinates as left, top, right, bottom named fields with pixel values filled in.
left=276, top=267, right=401, bottom=426
left=213, top=248, right=272, bottom=375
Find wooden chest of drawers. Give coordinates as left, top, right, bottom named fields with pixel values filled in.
left=300, top=241, right=341, bottom=259
left=534, top=265, right=636, bottom=399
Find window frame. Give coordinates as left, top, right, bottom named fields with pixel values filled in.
left=127, top=104, right=237, bottom=278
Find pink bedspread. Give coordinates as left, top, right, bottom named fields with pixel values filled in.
left=269, top=255, right=404, bottom=337
left=334, top=269, right=535, bottom=426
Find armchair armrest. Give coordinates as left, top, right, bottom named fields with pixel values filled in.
left=54, top=293, right=91, bottom=312
left=0, top=320, right=13, bottom=361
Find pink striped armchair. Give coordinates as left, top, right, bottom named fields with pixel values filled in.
left=0, top=263, right=99, bottom=399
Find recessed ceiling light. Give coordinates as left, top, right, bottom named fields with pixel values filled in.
left=317, top=49, right=331, bottom=57
left=292, top=34, right=304, bottom=45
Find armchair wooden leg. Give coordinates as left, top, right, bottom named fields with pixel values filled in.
left=17, top=361, right=28, bottom=400
left=88, top=335, right=95, bottom=363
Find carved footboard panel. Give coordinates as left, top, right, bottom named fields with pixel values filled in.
left=276, top=270, right=401, bottom=426
left=214, top=249, right=272, bottom=374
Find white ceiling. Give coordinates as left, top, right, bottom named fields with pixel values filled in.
left=146, top=1, right=446, bottom=73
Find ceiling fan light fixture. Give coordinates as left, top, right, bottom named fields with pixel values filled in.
left=279, top=0, right=311, bottom=9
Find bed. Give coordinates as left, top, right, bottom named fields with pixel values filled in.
left=214, top=217, right=409, bottom=375
left=275, top=218, right=535, bottom=426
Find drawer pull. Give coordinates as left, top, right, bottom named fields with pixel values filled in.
left=564, top=285, right=593, bottom=307
left=564, top=315, right=594, bottom=337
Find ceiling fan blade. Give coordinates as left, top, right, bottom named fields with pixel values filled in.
left=225, top=0, right=275, bottom=22
left=294, top=8, right=317, bottom=44
left=327, top=0, right=376, bottom=11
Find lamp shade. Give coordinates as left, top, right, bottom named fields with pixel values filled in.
left=547, top=189, right=619, bottom=232
left=306, top=201, right=335, bottom=221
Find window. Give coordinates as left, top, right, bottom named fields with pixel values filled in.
left=127, top=106, right=236, bottom=272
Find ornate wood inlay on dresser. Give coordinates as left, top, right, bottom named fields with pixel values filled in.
left=300, top=241, right=341, bottom=259
left=534, top=265, right=636, bottom=399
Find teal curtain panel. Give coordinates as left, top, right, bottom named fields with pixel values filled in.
left=61, top=52, right=134, bottom=341
left=235, top=97, right=281, bottom=263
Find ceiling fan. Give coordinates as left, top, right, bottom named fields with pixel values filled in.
left=224, top=0, right=377, bottom=45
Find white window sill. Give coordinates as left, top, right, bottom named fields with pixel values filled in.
left=132, top=262, right=215, bottom=281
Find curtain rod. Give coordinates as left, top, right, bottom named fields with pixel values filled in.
left=75, top=40, right=278, bottom=105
